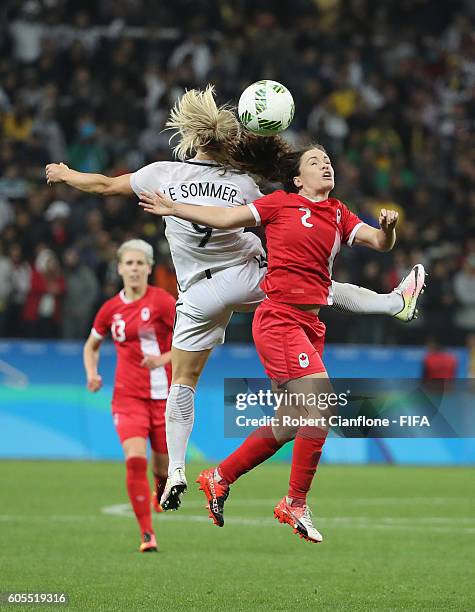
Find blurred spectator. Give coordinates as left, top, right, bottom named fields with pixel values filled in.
left=5, top=244, right=31, bottom=338
left=22, top=248, right=64, bottom=338
left=0, top=242, right=13, bottom=336
left=8, top=1, right=45, bottom=64
left=168, top=34, right=212, bottom=84
left=422, top=338, right=458, bottom=380
left=350, top=261, right=387, bottom=344
left=0, top=197, right=14, bottom=233
left=68, top=118, right=107, bottom=173
left=453, top=255, right=475, bottom=336
left=61, top=247, right=100, bottom=339
left=421, top=260, right=456, bottom=346
left=3, top=102, right=33, bottom=142
left=44, top=200, right=71, bottom=252
left=467, top=334, right=475, bottom=381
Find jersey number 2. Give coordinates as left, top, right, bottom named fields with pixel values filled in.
left=299, top=207, right=314, bottom=228
left=111, top=320, right=126, bottom=342
left=192, top=223, right=213, bottom=247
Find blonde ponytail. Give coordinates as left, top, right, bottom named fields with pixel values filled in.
left=166, top=85, right=240, bottom=160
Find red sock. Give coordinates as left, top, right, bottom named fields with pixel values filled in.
left=126, top=457, right=152, bottom=534
left=153, top=473, right=167, bottom=501
left=288, top=427, right=326, bottom=502
left=219, top=426, right=283, bottom=484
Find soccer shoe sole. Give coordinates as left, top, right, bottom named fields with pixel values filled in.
left=161, top=483, right=187, bottom=511
left=396, top=264, right=427, bottom=322
left=274, top=506, right=322, bottom=544
left=196, top=473, right=226, bottom=527
left=408, top=264, right=427, bottom=321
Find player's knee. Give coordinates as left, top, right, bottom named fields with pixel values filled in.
left=171, top=373, right=199, bottom=388
left=272, top=424, right=298, bottom=444
left=122, top=437, right=148, bottom=460
left=172, top=354, right=208, bottom=387
left=171, top=362, right=201, bottom=387
left=124, top=449, right=147, bottom=461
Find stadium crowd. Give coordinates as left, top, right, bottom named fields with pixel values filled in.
left=0, top=0, right=473, bottom=345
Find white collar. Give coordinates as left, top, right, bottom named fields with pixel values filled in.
left=119, top=289, right=132, bottom=304
left=300, top=194, right=328, bottom=203
left=119, top=288, right=147, bottom=304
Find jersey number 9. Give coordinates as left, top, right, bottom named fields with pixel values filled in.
left=192, top=223, right=213, bottom=247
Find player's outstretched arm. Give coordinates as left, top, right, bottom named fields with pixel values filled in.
left=139, top=191, right=257, bottom=229
left=45, top=163, right=133, bottom=196
left=83, top=333, right=103, bottom=392
left=353, top=208, right=398, bottom=252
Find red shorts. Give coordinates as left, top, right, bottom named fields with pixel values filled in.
left=252, top=299, right=326, bottom=383
left=111, top=394, right=167, bottom=454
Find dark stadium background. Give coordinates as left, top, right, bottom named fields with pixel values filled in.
left=0, top=2, right=473, bottom=609
left=0, top=0, right=473, bottom=347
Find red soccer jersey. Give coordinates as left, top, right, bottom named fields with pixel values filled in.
left=92, top=286, right=175, bottom=400
left=423, top=351, right=458, bottom=380
left=248, top=190, right=364, bottom=305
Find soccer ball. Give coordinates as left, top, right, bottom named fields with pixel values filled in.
left=238, top=80, right=295, bottom=136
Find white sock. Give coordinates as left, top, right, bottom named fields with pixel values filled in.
left=331, top=281, right=403, bottom=316
left=166, top=384, right=195, bottom=476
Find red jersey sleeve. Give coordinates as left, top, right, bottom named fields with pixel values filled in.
left=155, top=288, right=176, bottom=332
left=340, top=202, right=364, bottom=246
left=91, top=301, right=111, bottom=339
left=247, top=190, right=285, bottom=226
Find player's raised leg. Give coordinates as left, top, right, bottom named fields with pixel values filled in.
left=331, top=264, right=426, bottom=321
left=161, top=346, right=212, bottom=510
left=122, top=437, right=157, bottom=552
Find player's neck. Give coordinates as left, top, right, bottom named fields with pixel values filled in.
left=123, top=285, right=147, bottom=302
left=299, top=188, right=330, bottom=202
left=194, top=150, right=215, bottom=161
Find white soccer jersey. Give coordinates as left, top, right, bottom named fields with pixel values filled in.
left=130, top=160, right=265, bottom=291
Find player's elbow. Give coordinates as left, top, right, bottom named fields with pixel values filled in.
left=102, top=179, right=119, bottom=196
left=379, top=234, right=396, bottom=252
left=84, top=335, right=100, bottom=353
left=376, top=241, right=394, bottom=252
left=220, top=219, right=238, bottom=230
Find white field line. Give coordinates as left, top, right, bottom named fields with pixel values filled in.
left=87, top=496, right=472, bottom=511
left=0, top=509, right=474, bottom=534
left=101, top=503, right=475, bottom=533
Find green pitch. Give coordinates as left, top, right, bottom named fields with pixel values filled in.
left=0, top=461, right=473, bottom=611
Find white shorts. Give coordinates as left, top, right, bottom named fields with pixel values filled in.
left=172, top=256, right=267, bottom=351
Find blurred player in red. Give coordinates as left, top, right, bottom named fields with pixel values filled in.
left=83, top=239, right=175, bottom=552
left=140, top=145, right=403, bottom=543
left=422, top=338, right=458, bottom=380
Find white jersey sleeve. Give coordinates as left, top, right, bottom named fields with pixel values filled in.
left=129, top=160, right=265, bottom=291
left=130, top=162, right=172, bottom=196
left=240, top=176, right=264, bottom=204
